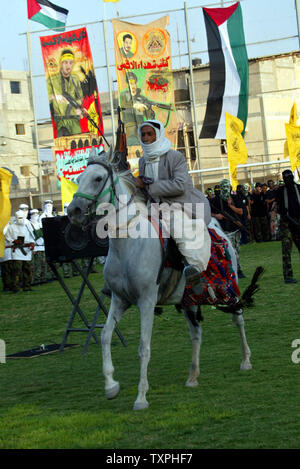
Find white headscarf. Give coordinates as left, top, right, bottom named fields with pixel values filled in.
left=138, top=120, right=171, bottom=181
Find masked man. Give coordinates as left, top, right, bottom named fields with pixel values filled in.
left=39, top=200, right=54, bottom=222
left=30, top=209, right=47, bottom=285
left=275, top=169, right=300, bottom=284
left=5, top=210, right=35, bottom=293
left=209, top=179, right=245, bottom=278
left=136, top=120, right=211, bottom=284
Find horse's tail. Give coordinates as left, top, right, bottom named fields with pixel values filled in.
left=216, top=266, right=264, bottom=315
left=240, top=266, right=265, bottom=307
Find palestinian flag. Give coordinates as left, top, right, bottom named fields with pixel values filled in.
left=200, top=2, right=248, bottom=140
left=27, top=0, right=69, bottom=31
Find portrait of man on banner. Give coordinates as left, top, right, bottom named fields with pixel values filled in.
left=47, top=47, right=89, bottom=137
left=113, top=16, right=177, bottom=170
left=40, top=28, right=104, bottom=187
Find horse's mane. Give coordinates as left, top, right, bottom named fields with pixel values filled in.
left=117, top=168, right=147, bottom=205
left=87, top=146, right=147, bottom=204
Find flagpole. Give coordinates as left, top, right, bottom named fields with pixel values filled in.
left=26, top=19, right=43, bottom=199
left=184, top=2, right=204, bottom=191
left=295, top=0, right=300, bottom=49
left=103, top=1, right=116, bottom=147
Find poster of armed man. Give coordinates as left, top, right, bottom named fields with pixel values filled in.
left=40, top=27, right=104, bottom=187
left=112, top=16, right=177, bottom=172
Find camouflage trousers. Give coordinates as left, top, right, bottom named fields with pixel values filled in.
left=252, top=216, right=271, bottom=242
left=11, top=260, right=33, bottom=292
left=280, top=218, right=300, bottom=280
left=1, top=260, right=14, bottom=291
left=32, top=251, right=48, bottom=284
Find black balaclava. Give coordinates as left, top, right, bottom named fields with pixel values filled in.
left=282, top=170, right=294, bottom=187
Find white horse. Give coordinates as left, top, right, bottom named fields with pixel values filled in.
left=68, top=149, right=259, bottom=410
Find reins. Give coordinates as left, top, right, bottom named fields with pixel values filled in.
left=73, top=159, right=137, bottom=220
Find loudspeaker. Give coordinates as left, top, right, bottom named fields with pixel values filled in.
left=42, top=216, right=109, bottom=263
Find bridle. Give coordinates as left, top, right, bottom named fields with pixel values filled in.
left=74, top=160, right=119, bottom=214
left=73, top=159, right=136, bottom=226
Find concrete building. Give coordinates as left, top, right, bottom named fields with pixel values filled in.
left=1, top=50, right=299, bottom=210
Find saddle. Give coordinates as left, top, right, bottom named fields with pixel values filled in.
left=149, top=216, right=240, bottom=310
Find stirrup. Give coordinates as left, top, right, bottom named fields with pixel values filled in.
left=184, top=265, right=202, bottom=285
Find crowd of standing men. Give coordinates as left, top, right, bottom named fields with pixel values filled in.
left=0, top=200, right=104, bottom=294
left=1, top=168, right=300, bottom=292
left=206, top=169, right=300, bottom=284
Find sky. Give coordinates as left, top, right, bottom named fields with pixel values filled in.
left=0, top=0, right=299, bottom=122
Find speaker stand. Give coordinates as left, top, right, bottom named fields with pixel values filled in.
left=47, top=257, right=127, bottom=355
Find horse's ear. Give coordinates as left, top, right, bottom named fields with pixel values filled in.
left=88, top=146, right=98, bottom=165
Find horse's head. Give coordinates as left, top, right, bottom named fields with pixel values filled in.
left=67, top=147, right=117, bottom=227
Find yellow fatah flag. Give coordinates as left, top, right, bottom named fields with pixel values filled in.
left=0, top=168, right=13, bottom=257
left=61, top=177, right=78, bottom=212
left=284, top=102, right=298, bottom=158
left=285, top=123, right=300, bottom=172
left=225, top=112, right=248, bottom=191
left=104, top=0, right=120, bottom=2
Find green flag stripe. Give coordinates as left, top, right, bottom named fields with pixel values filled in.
left=227, top=3, right=249, bottom=133
left=31, top=11, right=65, bottom=31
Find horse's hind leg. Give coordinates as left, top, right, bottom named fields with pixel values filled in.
left=232, top=312, right=252, bottom=370
left=184, top=307, right=202, bottom=387
left=101, top=295, right=129, bottom=400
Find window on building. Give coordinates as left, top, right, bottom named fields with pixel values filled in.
left=15, top=124, right=25, bottom=135
left=220, top=139, right=227, bottom=155
left=177, top=130, right=186, bottom=158
left=187, top=131, right=196, bottom=161
left=20, top=166, right=30, bottom=177
left=10, top=81, right=21, bottom=94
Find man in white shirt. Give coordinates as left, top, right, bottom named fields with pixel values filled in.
left=5, top=210, right=35, bottom=293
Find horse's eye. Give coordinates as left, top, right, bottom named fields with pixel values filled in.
left=95, top=176, right=102, bottom=183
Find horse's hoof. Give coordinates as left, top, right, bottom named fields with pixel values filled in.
left=185, top=380, right=199, bottom=388
left=240, top=361, right=252, bottom=371
left=133, top=400, right=149, bottom=411
left=106, top=382, right=120, bottom=400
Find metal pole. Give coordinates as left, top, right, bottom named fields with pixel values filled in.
left=295, top=0, right=300, bottom=48
left=184, top=1, right=204, bottom=191
left=26, top=21, right=43, bottom=198
left=103, top=15, right=116, bottom=147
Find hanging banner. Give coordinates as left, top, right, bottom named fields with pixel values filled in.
left=40, top=27, right=104, bottom=187
left=112, top=16, right=177, bottom=172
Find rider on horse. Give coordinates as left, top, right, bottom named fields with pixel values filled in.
left=135, top=119, right=212, bottom=284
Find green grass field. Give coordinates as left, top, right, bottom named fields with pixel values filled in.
left=0, top=240, right=300, bottom=449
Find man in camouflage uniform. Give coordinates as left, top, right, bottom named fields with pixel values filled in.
left=209, top=179, right=246, bottom=278
left=120, top=72, right=155, bottom=146
left=5, top=210, right=35, bottom=293
left=30, top=209, right=48, bottom=285
left=47, top=49, right=88, bottom=137
left=275, top=170, right=300, bottom=284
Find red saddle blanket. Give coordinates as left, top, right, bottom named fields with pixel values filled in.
left=148, top=217, right=240, bottom=307
left=183, top=228, right=240, bottom=307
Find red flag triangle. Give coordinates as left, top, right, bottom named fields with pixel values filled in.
left=203, top=2, right=239, bottom=27
left=27, top=0, right=41, bottom=19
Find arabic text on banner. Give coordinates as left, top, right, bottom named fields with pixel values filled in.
left=112, top=16, right=177, bottom=172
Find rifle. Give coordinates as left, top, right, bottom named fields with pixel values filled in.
left=62, top=90, right=110, bottom=147
left=210, top=202, right=250, bottom=235
left=135, top=95, right=173, bottom=113
left=7, top=241, right=35, bottom=256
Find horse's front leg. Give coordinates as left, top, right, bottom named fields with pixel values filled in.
left=184, top=307, right=202, bottom=387
left=232, top=311, right=252, bottom=370
left=133, top=300, right=155, bottom=411
left=101, top=295, right=129, bottom=399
